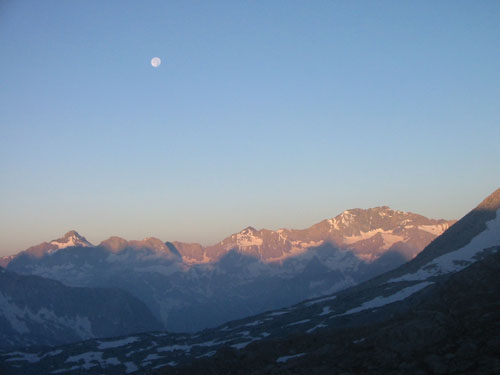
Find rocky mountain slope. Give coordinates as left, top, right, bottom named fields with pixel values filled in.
left=165, top=249, right=500, bottom=375
left=172, top=206, right=453, bottom=263
left=1, top=188, right=497, bottom=375
left=0, top=231, right=91, bottom=268
left=0, top=267, right=163, bottom=351
left=3, top=207, right=453, bottom=333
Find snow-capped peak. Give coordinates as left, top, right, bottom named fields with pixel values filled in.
left=339, top=210, right=355, bottom=225
left=50, top=231, right=94, bottom=249
left=239, top=226, right=257, bottom=235
left=221, top=227, right=263, bottom=250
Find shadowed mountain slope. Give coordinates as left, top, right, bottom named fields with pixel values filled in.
left=0, top=268, right=163, bottom=351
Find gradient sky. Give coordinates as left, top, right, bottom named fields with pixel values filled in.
left=1, top=1, right=499, bottom=255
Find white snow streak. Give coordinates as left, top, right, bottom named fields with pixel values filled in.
left=97, top=336, right=139, bottom=349
left=304, top=295, right=336, bottom=306
left=339, top=282, right=433, bottom=316
left=287, top=319, right=310, bottom=326
left=276, top=353, right=306, bottom=363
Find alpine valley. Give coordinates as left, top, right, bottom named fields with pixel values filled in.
left=1, top=207, right=453, bottom=338
left=1, top=188, right=499, bottom=375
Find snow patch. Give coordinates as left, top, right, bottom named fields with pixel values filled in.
left=319, top=306, right=332, bottom=316
left=339, top=281, right=434, bottom=316
left=244, top=320, right=262, bottom=327
left=194, top=339, right=230, bottom=347
left=343, top=229, right=405, bottom=249
left=305, top=295, right=336, bottom=306
left=97, top=336, right=139, bottom=349
left=50, top=234, right=92, bottom=250
left=276, top=353, right=306, bottom=363
left=65, top=351, right=120, bottom=370
left=306, top=323, right=327, bottom=333
left=340, top=210, right=355, bottom=225
left=267, top=310, right=288, bottom=317
left=5, top=352, right=42, bottom=363
left=153, top=361, right=177, bottom=369
left=344, top=229, right=385, bottom=244
left=143, top=353, right=163, bottom=361
left=328, top=218, right=340, bottom=231
left=6, top=349, right=65, bottom=364
left=418, top=224, right=450, bottom=236
left=266, top=240, right=324, bottom=262
left=197, top=351, right=216, bottom=358
left=235, top=232, right=263, bottom=248
left=287, top=319, right=310, bottom=326
left=381, top=233, right=405, bottom=250
left=231, top=340, right=255, bottom=349
left=157, top=344, right=192, bottom=353
left=124, top=361, right=138, bottom=373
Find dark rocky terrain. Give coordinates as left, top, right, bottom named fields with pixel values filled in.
left=160, top=249, right=500, bottom=375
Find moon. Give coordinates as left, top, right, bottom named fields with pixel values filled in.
left=151, top=57, right=161, bottom=68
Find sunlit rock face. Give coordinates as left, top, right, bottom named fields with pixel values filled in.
left=175, top=206, right=455, bottom=264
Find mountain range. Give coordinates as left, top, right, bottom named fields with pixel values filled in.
left=1, top=187, right=498, bottom=374
left=170, top=206, right=452, bottom=263
left=2, top=206, right=454, bottom=333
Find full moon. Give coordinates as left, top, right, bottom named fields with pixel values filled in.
left=151, top=57, right=161, bottom=68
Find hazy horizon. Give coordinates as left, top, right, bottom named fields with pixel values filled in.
left=0, top=194, right=490, bottom=256
left=1, top=1, right=499, bottom=256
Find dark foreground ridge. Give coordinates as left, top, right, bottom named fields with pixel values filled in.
left=160, top=250, right=500, bottom=375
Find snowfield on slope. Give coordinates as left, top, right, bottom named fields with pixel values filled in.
left=389, top=209, right=500, bottom=283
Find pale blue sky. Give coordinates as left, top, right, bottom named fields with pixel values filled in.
left=1, top=1, right=499, bottom=255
